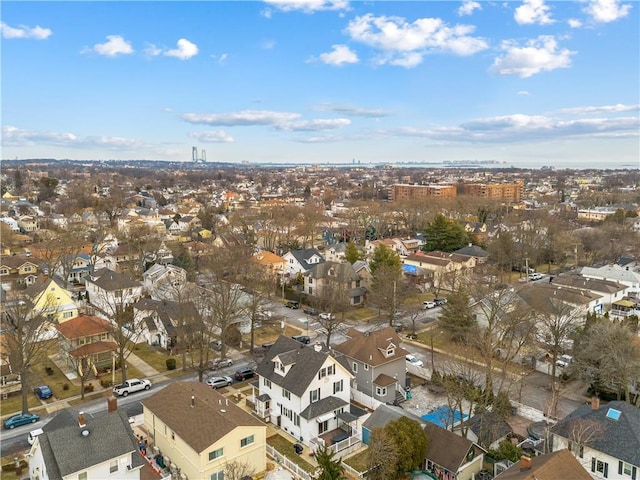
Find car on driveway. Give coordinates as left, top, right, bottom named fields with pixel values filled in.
left=528, top=272, right=544, bottom=281
left=33, top=385, right=53, bottom=400
left=406, top=354, right=424, bottom=368
left=209, top=357, right=234, bottom=370
left=206, top=376, right=233, bottom=389
left=4, top=413, right=40, bottom=429
left=234, top=368, right=256, bottom=381
left=285, top=300, right=300, bottom=309
left=423, top=301, right=436, bottom=309
left=434, top=298, right=447, bottom=306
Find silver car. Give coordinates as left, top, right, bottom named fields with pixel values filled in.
left=206, top=376, right=233, bottom=389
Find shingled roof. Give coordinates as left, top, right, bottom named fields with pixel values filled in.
left=496, top=450, right=592, bottom=480
left=86, top=268, right=140, bottom=291
left=333, top=326, right=408, bottom=367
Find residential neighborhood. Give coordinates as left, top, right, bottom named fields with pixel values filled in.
left=0, top=160, right=639, bottom=480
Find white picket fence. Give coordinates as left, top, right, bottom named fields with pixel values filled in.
left=266, top=444, right=315, bottom=480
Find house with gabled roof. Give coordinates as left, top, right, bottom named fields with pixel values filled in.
left=0, top=255, right=40, bottom=288
left=252, top=250, right=286, bottom=278
left=85, top=268, right=143, bottom=316
left=496, top=450, right=592, bottom=480
left=361, top=403, right=425, bottom=445
left=423, top=421, right=486, bottom=480
left=333, top=326, right=408, bottom=405
left=55, top=315, right=117, bottom=373
left=133, top=298, right=198, bottom=350
left=142, top=263, right=187, bottom=299
left=24, top=276, right=78, bottom=324
left=252, top=335, right=356, bottom=449
left=303, top=261, right=366, bottom=306
left=28, top=407, right=144, bottom=480
left=282, top=248, right=325, bottom=278
left=551, top=399, right=640, bottom=480
left=580, top=264, right=640, bottom=295
left=142, top=382, right=267, bottom=480
left=550, top=274, right=629, bottom=314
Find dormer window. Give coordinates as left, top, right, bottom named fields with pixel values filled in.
left=275, top=360, right=284, bottom=373
left=386, top=346, right=395, bottom=357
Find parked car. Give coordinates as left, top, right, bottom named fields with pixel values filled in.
left=291, top=334, right=311, bottom=344
left=4, top=413, right=40, bottom=429
left=209, top=357, right=234, bottom=370
left=434, top=298, right=447, bottom=306
left=406, top=354, right=424, bottom=367
left=423, top=301, right=436, bottom=309
left=285, top=300, right=300, bottom=309
left=303, top=307, right=318, bottom=316
left=319, top=312, right=334, bottom=320
left=234, top=368, right=256, bottom=381
left=112, top=378, right=152, bottom=397
left=33, top=385, right=53, bottom=400
left=206, top=376, right=233, bottom=389
left=528, top=272, right=543, bottom=281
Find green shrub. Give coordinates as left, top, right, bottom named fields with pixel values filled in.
left=100, top=379, right=112, bottom=388
left=166, top=358, right=177, bottom=370
left=84, top=384, right=95, bottom=393
left=62, top=383, right=69, bottom=391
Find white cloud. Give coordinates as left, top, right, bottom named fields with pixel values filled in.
left=314, top=103, right=389, bottom=118
left=2, top=125, right=142, bottom=149
left=556, top=104, right=640, bottom=115
left=165, top=38, right=198, bottom=60
left=181, top=110, right=301, bottom=126
left=567, top=18, right=583, bottom=28
left=514, top=0, right=554, bottom=25
left=458, top=0, right=482, bottom=16
left=316, top=44, right=358, bottom=66
left=491, top=35, right=575, bottom=78
left=345, top=14, right=489, bottom=68
left=583, top=0, right=632, bottom=23
left=86, top=35, right=134, bottom=57
left=276, top=118, right=351, bottom=131
left=188, top=131, right=234, bottom=143
left=144, top=42, right=163, bottom=57
left=517, top=90, right=530, bottom=95
left=263, top=0, right=349, bottom=13
left=1, top=22, right=52, bottom=39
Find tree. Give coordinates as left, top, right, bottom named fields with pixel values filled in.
left=489, top=440, right=523, bottom=463
left=344, top=241, right=362, bottom=264
left=369, top=243, right=401, bottom=275
left=38, top=177, right=59, bottom=202
left=171, top=243, right=196, bottom=279
left=314, top=444, right=345, bottom=480
left=384, top=416, right=429, bottom=473
left=438, top=287, right=474, bottom=343
left=367, top=428, right=399, bottom=480
left=368, top=244, right=408, bottom=325
left=223, top=459, right=255, bottom=480
left=2, top=287, right=58, bottom=414
left=422, top=214, right=470, bottom=253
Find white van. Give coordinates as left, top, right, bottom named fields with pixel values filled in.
left=28, top=428, right=43, bottom=445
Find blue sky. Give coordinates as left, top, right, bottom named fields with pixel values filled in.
left=2, top=0, right=639, bottom=168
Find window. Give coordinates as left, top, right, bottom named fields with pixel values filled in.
left=64, top=311, right=74, bottom=319
left=592, top=458, right=609, bottom=478
left=110, top=460, right=118, bottom=474
left=264, top=378, right=271, bottom=388
left=328, top=364, right=335, bottom=375
left=386, top=347, right=395, bottom=356
left=210, top=471, right=225, bottom=480
left=294, top=412, right=300, bottom=426
left=318, top=420, right=329, bottom=434
left=275, top=360, right=284, bottom=372
left=310, top=388, right=320, bottom=403
left=333, top=380, right=343, bottom=394
left=209, top=448, right=223, bottom=461
left=376, top=386, right=387, bottom=397
left=283, top=388, right=291, bottom=400
left=308, top=287, right=313, bottom=294
left=619, top=461, right=635, bottom=478
left=171, top=431, right=175, bottom=441
left=364, top=363, right=369, bottom=371
left=352, top=362, right=358, bottom=373
left=241, top=435, right=254, bottom=447
left=319, top=368, right=327, bottom=379
left=309, top=278, right=313, bottom=284
left=78, top=473, right=88, bottom=480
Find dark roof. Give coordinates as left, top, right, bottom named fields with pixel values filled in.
left=256, top=335, right=352, bottom=397
left=40, top=408, right=143, bottom=479
left=86, top=268, right=140, bottom=291
left=496, top=450, right=592, bottom=480
left=423, top=422, right=477, bottom=473
left=454, top=244, right=489, bottom=258
left=362, top=404, right=425, bottom=431
left=142, top=382, right=264, bottom=454
left=305, top=261, right=360, bottom=282
left=551, top=400, right=640, bottom=465
left=461, top=410, right=512, bottom=447
left=287, top=248, right=325, bottom=271
left=299, top=396, right=348, bottom=420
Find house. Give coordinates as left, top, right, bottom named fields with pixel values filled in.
left=453, top=244, right=490, bottom=264
left=28, top=407, right=144, bottom=480
left=55, top=315, right=117, bottom=373
left=133, top=298, right=199, bottom=350
left=85, top=268, right=143, bottom=316
left=361, top=403, right=424, bottom=445
left=0, top=216, right=20, bottom=232
left=55, top=253, right=93, bottom=285
left=0, top=255, right=40, bottom=288
left=282, top=248, right=325, bottom=278
left=496, top=451, right=592, bottom=480
left=550, top=274, right=629, bottom=314
left=580, top=264, right=640, bottom=295
left=18, top=215, right=39, bottom=233
left=24, top=277, right=78, bottom=324
left=456, top=410, right=513, bottom=450
left=333, top=326, right=408, bottom=405
left=252, top=335, right=356, bottom=448
left=551, top=399, right=640, bottom=480
left=352, top=260, right=372, bottom=290
left=142, top=263, right=187, bottom=299
left=325, top=243, right=348, bottom=263
left=252, top=250, right=286, bottom=278
left=423, top=421, right=486, bottom=480
left=142, top=382, right=267, bottom=480
left=303, top=261, right=366, bottom=306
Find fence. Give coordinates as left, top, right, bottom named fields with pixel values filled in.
left=342, top=461, right=368, bottom=479
left=351, top=389, right=383, bottom=410
left=266, top=444, right=314, bottom=480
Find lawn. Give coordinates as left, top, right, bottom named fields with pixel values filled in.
left=130, top=342, right=183, bottom=372
left=267, top=434, right=315, bottom=473
left=343, top=448, right=370, bottom=474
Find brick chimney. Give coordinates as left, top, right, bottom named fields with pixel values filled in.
left=78, top=411, right=86, bottom=428
left=520, top=455, right=532, bottom=471
left=107, top=396, right=118, bottom=413
left=591, top=397, right=600, bottom=410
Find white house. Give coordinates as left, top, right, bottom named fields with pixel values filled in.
left=551, top=399, right=640, bottom=480
left=282, top=248, right=325, bottom=278
left=142, top=263, right=187, bottom=299
left=252, top=335, right=356, bottom=449
left=580, top=264, right=640, bottom=295
left=85, top=268, right=143, bottom=316
left=0, top=217, right=20, bottom=232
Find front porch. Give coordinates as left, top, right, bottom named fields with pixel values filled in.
left=309, top=411, right=362, bottom=458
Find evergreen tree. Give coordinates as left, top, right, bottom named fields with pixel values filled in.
left=439, top=287, right=475, bottom=343
left=423, top=214, right=470, bottom=252
left=384, top=416, right=429, bottom=473
left=344, top=241, right=362, bottom=264
left=314, top=444, right=345, bottom=480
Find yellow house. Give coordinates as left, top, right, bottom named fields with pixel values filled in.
left=142, top=382, right=267, bottom=480
left=25, top=277, right=78, bottom=323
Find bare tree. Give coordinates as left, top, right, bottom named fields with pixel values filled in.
left=567, top=418, right=604, bottom=457
left=223, top=459, right=255, bottom=480
left=438, top=357, right=483, bottom=434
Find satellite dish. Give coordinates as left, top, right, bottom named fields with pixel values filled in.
left=81, top=429, right=90, bottom=437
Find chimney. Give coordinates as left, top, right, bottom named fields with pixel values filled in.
left=520, top=455, right=532, bottom=471
left=591, top=397, right=600, bottom=410
left=191, top=395, right=195, bottom=408
left=78, top=411, right=86, bottom=428
left=107, top=396, right=117, bottom=413
left=314, top=342, right=322, bottom=352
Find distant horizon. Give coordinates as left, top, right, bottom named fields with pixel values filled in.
left=2, top=1, right=638, bottom=167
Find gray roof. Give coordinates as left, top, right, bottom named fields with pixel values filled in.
left=454, top=244, right=489, bottom=258
left=551, top=400, right=640, bottom=466
left=551, top=274, right=626, bottom=294
left=40, top=408, right=143, bottom=479
left=305, top=261, right=360, bottom=282
left=86, top=268, right=141, bottom=291
left=287, top=248, right=325, bottom=271
left=580, top=264, right=640, bottom=285
left=362, top=404, right=425, bottom=431
left=299, top=396, right=348, bottom=420
left=256, top=335, right=351, bottom=397
left=461, top=411, right=512, bottom=447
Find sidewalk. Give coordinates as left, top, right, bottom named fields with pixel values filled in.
left=126, top=350, right=170, bottom=383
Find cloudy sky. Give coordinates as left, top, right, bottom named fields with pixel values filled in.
left=2, top=0, right=639, bottom=168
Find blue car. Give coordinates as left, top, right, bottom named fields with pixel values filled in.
left=3, top=413, right=40, bottom=429
left=34, top=385, right=53, bottom=400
